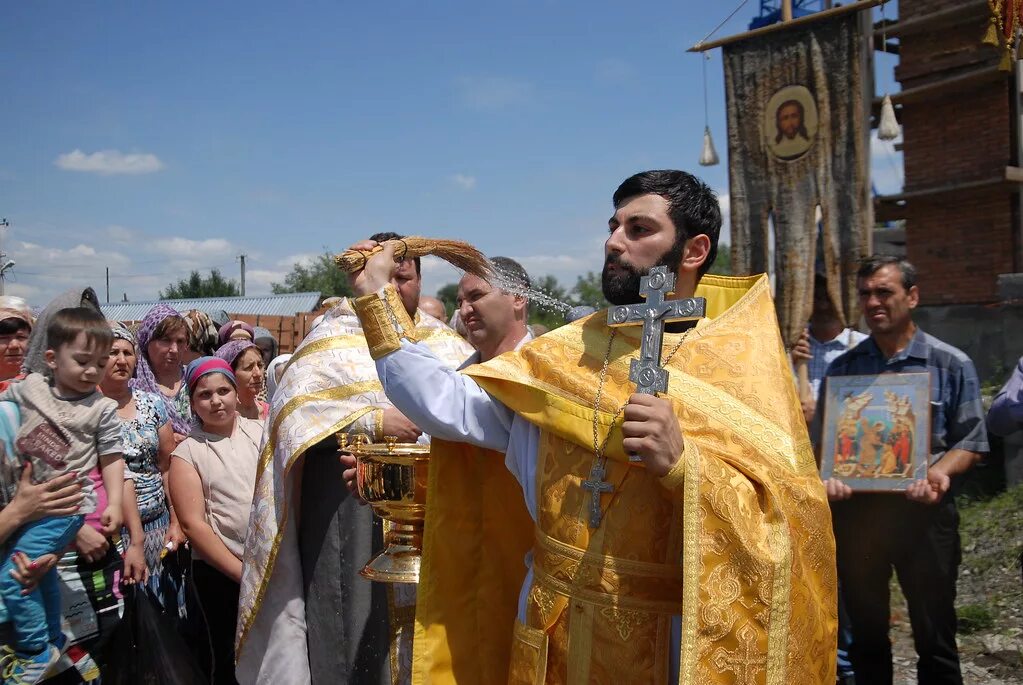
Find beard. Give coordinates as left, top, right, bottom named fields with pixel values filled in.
left=601, top=241, right=685, bottom=305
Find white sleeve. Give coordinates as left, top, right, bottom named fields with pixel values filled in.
left=376, top=340, right=514, bottom=453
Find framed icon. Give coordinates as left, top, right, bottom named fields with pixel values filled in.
left=764, top=84, right=819, bottom=162
left=819, top=372, right=931, bottom=491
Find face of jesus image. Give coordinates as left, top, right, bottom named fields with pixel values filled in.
left=776, top=100, right=807, bottom=142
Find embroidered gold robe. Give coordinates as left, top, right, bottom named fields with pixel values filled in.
left=356, top=274, right=837, bottom=685
left=235, top=296, right=472, bottom=684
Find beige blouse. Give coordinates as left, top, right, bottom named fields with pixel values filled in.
left=172, top=416, right=262, bottom=560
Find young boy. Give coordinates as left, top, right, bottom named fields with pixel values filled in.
left=0, top=307, right=124, bottom=684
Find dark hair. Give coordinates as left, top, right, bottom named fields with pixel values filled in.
left=775, top=99, right=809, bottom=144
left=612, top=170, right=722, bottom=277
left=370, top=231, right=421, bottom=275
left=46, top=307, right=113, bottom=352
left=490, top=256, right=531, bottom=291
left=0, top=318, right=30, bottom=336
left=856, top=255, right=917, bottom=291
left=152, top=315, right=187, bottom=342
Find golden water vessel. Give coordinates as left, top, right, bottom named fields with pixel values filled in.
left=344, top=433, right=430, bottom=583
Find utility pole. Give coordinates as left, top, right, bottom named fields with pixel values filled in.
left=106, top=267, right=110, bottom=303
left=0, top=219, right=14, bottom=296
left=239, top=254, right=247, bottom=296
left=781, top=0, right=793, bottom=22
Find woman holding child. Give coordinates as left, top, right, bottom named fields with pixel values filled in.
left=169, top=357, right=260, bottom=685
left=0, top=307, right=124, bottom=683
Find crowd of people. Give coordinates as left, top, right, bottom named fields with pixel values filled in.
left=0, top=170, right=1016, bottom=685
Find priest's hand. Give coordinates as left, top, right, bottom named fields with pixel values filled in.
left=905, top=467, right=950, bottom=505
left=824, top=478, right=853, bottom=501
left=338, top=453, right=367, bottom=505
left=621, top=394, right=683, bottom=478
left=382, top=407, right=423, bottom=443
left=347, top=240, right=399, bottom=296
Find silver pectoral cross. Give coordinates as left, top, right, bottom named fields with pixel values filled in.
left=581, top=461, right=614, bottom=528
left=606, top=266, right=705, bottom=460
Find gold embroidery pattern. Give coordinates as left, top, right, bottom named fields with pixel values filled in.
left=465, top=275, right=836, bottom=684
left=599, top=606, right=647, bottom=642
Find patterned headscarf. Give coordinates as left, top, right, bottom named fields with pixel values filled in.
left=109, top=321, right=136, bottom=346
left=218, top=320, right=255, bottom=346
left=182, top=309, right=218, bottom=357
left=215, top=339, right=258, bottom=368
left=131, top=304, right=191, bottom=433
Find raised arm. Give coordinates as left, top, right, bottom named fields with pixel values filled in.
left=347, top=239, right=514, bottom=452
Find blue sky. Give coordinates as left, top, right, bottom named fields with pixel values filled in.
left=1, top=1, right=902, bottom=305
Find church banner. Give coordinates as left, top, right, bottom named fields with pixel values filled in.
left=724, top=11, right=872, bottom=346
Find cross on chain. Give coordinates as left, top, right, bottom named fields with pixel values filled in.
left=581, top=461, right=614, bottom=528
left=606, top=265, right=706, bottom=395
left=580, top=266, right=706, bottom=528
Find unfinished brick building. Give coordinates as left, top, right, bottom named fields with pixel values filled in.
left=876, top=0, right=1016, bottom=304
left=875, top=0, right=1021, bottom=377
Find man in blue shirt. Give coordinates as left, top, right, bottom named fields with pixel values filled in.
left=813, top=256, right=989, bottom=685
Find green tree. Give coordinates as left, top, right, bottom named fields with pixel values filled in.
left=569, top=271, right=608, bottom=309
left=272, top=251, right=353, bottom=299
left=160, top=269, right=239, bottom=299
left=436, top=283, right=459, bottom=317
left=708, top=243, right=732, bottom=276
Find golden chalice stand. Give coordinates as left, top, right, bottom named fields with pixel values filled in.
left=341, top=433, right=430, bottom=583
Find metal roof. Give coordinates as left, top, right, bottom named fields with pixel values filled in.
left=100, top=292, right=322, bottom=322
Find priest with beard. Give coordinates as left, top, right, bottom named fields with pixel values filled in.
left=343, top=170, right=837, bottom=684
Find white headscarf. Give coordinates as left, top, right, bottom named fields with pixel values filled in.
left=265, top=354, right=292, bottom=400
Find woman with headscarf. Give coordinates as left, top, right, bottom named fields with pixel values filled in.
left=169, top=357, right=261, bottom=685
left=15, top=287, right=129, bottom=682
left=216, top=320, right=254, bottom=347
left=264, top=354, right=292, bottom=402
left=132, top=305, right=192, bottom=438
left=214, top=341, right=268, bottom=420
left=100, top=323, right=185, bottom=611
left=251, top=327, right=278, bottom=369
left=181, top=310, right=219, bottom=365
left=0, top=297, right=33, bottom=390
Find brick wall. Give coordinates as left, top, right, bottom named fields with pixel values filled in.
left=896, top=0, right=1016, bottom=305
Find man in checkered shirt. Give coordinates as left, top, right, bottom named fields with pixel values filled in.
left=791, top=273, right=868, bottom=426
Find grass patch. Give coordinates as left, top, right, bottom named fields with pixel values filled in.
left=957, top=603, right=996, bottom=634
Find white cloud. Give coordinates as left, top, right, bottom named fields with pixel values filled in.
left=55, top=149, right=165, bottom=175
left=244, top=268, right=288, bottom=294
left=456, top=76, right=534, bottom=110
left=152, top=237, right=234, bottom=259
left=870, top=131, right=905, bottom=196
left=276, top=253, right=318, bottom=269
left=450, top=173, right=477, bottom=190
left=104, top=225, right=136, bottom=242
left=716, top=190, right=732, bottom=246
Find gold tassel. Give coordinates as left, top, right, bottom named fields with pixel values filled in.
left=983, top=15, right=1000, bottom=46
left=335, top=237, right=493, bottom=280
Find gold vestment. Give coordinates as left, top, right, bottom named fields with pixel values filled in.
left=356, top=274, right=837, bottom=685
